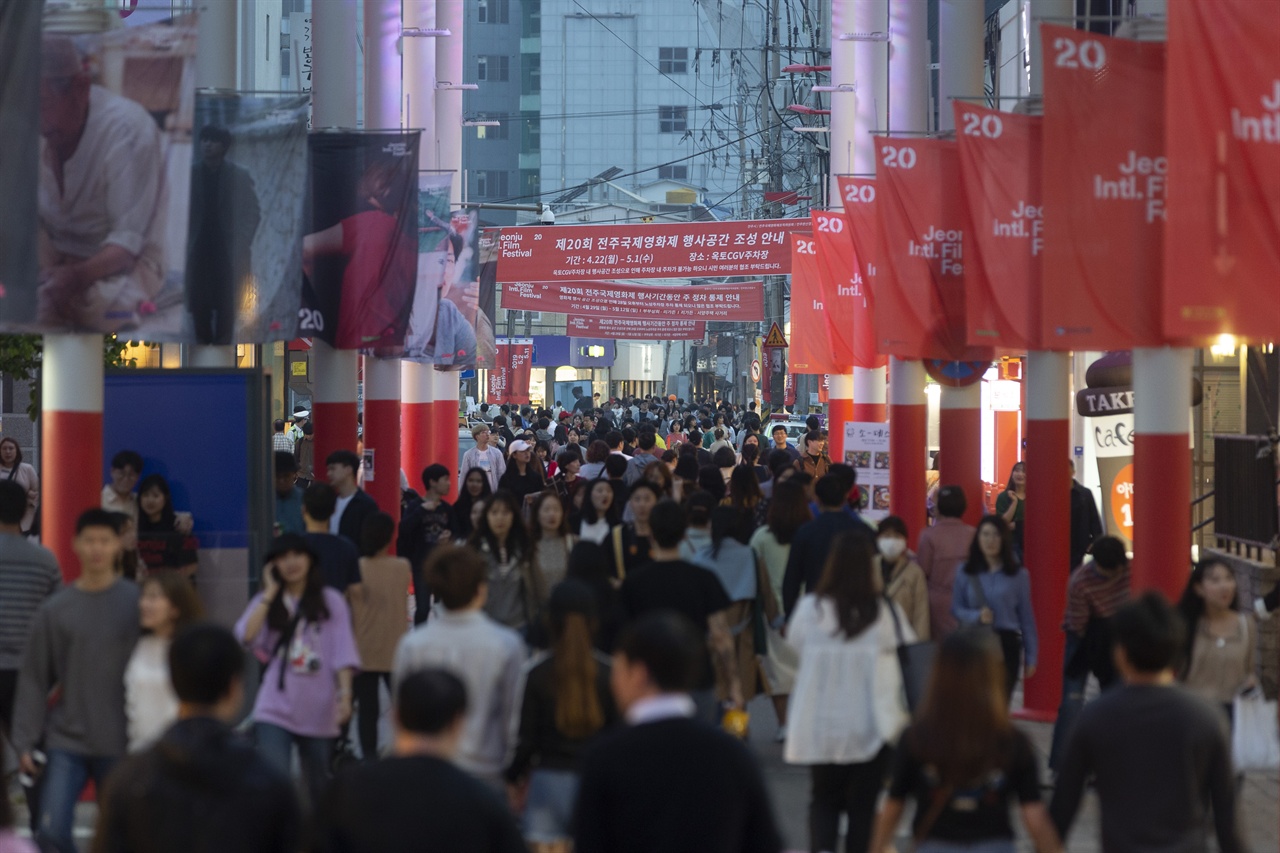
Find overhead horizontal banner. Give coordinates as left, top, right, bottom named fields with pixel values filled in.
left=185, top=92, right=310, bottom=344
left=876, top=137, right=991, bottom=362
left=1164, top=0, right=1280, bottom=343
left=0, top=2, right=38, bottom=327
left=789, top=233, right=840, bottom=374
left=301, top=131, right=420, bottom=351
left=491, top=338, right=532, bottom=404
left=495, top=220, right=799, bottom=281
left=17, top=18, right=198, bottom=336
left=810, top=212, right=857, bottom=369
left=836, top=177, right=887, bottom=370
left=565, top=315, right=706, bottom=340
left=954, top=102, right=1043, bottom=352
left=501, top=280, right=764, bottom=322
left=1041, top=25, right=1166, bottom=350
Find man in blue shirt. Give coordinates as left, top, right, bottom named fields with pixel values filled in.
left=273, top=452, right=304, bottom=535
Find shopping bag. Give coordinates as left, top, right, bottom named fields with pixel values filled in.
left=1231, top=691, right=1280, bottom=771
left=885, top=595, right=935, bottom=712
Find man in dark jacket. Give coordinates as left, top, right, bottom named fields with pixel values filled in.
left=1068, top=459, right=1104, bottom=570
left=326, top=449, right=379, bottom=546
left=782, top=473, right=875, bottom=616
left=94, top=624, right=299, bottom=853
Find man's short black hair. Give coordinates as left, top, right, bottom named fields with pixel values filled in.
left=771, top=423, right=788, bottom=435
left=637, top=431, right=656, bottom=451
left=1090, top=535, right=1129, bottom=571
left=421, top=463, right=450, bottom=489
left=616, top=611, right=703, bottom=692
left=325, top=449, right=360, bottom=474
left=303, top=482, right=338, bottom=521
left=199, top=124, right=233, bottom=147
left=0, top=480, right=27, bottom=526
left=169, top=623, right=244, bottom=705
left=814, top=474, right=847, bottom=509
left=1112, top=592, right=1185, bottom=674
left=274, top=450, right=299, bottom=476
left=397, top=669, right=468, bottom=735
left=803, top=430, right=824, bottom=449
left=805, top=414, right=821, bottom=431
left=76, top=507, right=120, bottom=535
left=605, top=430, right=623, bottom=449
left=111, top=450, right=144, bottom=474
left=360, top=511, right=396, bottom=557
left=648, top=499, right=687, bottom=549
left=604, top=454, right=629, bottom=479
left=936, top=485, right=967, bottom=519
left=828, top=462, right=857, bottom=492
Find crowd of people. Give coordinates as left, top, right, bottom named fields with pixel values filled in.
left=0, top=393, right=1261, bottom=852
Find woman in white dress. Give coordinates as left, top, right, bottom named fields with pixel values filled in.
left=124, top=572, right=204, bottom=751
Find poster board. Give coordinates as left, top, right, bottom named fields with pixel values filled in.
left=844, top=421, right=891, bottom=521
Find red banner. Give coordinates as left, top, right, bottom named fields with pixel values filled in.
left=565, top=316, right=705, bottom=340
left=501, top=280, right=763, bottom=321
left=790, top=233, right=840, bottom=374
left=810, top=212, right=857, bottom=369
left=1164, top=1, right=1280, bottom=343
left=490, top=339, right=532, bottom=404
left=954, top=103, right=1043, bottom=352
left=876, top=138, right=991, bottom=362
left=1041, top=25, right=1166, bottom=350
left=836, top=178, right=887, bottom=370
left=495, top=220, right=798, bottom=281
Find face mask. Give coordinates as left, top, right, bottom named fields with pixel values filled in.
left=878, top=537, right=907, bottom=560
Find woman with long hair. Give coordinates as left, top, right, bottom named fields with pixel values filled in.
left=452, top=466, right=492, bottom=538
left=749, top=479, right=810, bottom=734
left=235, top=534, right=360, bottom=809
left=693, top=506, right=767, bottom=708
left=785, top=530, right=912, bottom=853
left=499, top=440, right=549, bottom=506
left=1177, top=558, right=1257, bottom=717
left=995, top=461, right=1027, bottom=561
left=869, top=629, right=1063, bottom=853
left=570, top=478, right=618, bottom=545
left=738, top=439, right=770, bottom=485
left=531, top=491, right=576, bottom=593
left=505, top=581, right=619, bottom=851
left=347, top=512, right=411, bottom=760
left=565, top=541, right=623, bottom=652
left=640, top=456, right=675, bottom=498
left=728, top=464, right=767, bottom=530
left=469, top=490, right=543, bottom=632
left=125, top=573, right=203, bottom=751
left=0, top=437, right=38, bottom=534
left=136, top=474, right=199, bottom=580
left=713, top=445, right=737, bottom=487
left=951, top=515, right=1038, bottom=703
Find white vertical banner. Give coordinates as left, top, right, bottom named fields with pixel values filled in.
left=843, top=421, right=892, bottom=521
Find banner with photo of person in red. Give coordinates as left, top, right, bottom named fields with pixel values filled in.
left=491, top=338, right=532, bottom=404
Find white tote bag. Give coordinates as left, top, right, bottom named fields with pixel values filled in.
left=1231, top=691, right=1280, bottom=772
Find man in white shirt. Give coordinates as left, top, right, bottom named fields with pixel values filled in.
left=101, top=449, right=193, bottom=533
left=38, top=37, right=165, bottom=333
left=460, top=423, right=506, bottom=492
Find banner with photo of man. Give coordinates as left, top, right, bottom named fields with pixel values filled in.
left=183, top=92, right=309, bottom=344
left=0, top=2, right=40, bottom=324
left=399, top=175, right=495, bottom=368
left=11, top=17, right=198, bottom=336
left=300, top=132, right=420, bottom=350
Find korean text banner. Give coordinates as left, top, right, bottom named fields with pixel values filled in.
left=1041, top=25, right=1166, bottom=350
left=789, top=234, right=840, bottom=374
left=1164, top=1, right=1280, bottom=343
left=300, top=132, right=420, bottom=350
left=400, top=175, right=495, bottom=368
left=15, top=19, right=197, bottom=336
left=495, top=220, right=799, bottom=281
left=954, top=102, right=1043, bottom=352
left=501, top=280, right=764, bottom=322
left=565, top=316, right=706, bottom=340
left=835, top=178, right=887, bottom=370
left=0, top=1, right=39, bottom=327
left=876, top=137, right=991, bottom=362
left=491, top=338, right=533, bottom=405
left=184, top=93, right=309, bottom=344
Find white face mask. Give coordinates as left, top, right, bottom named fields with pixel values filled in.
left=878, top=537, right=907, bottom=560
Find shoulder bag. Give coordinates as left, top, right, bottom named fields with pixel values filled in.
left=886, top=595, right=936, bottom=712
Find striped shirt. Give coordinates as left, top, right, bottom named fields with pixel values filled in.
left=1062, top=560, right=1130, bottom=635
left=0, top=534, right=61, bottom=669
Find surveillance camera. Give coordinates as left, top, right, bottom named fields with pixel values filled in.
left=540, top=206, right=555, bottom=225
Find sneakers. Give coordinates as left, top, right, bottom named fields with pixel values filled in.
left=774, top=724, right=787, bottom=744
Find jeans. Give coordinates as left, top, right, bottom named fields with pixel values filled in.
left=808, top=746, right=891, bottom=853
left=917, top=841, right=1016, bottom=853
left=352, top=671, right=391, bottom=760
left=1048, top=633, right=1085, bottom=772
left=522, top=769, right=580, bottom=843
left=254, top=722, right=333, bottom=811
left=37, top=749, right=117, bottom=853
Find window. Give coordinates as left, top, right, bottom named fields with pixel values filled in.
left=658, top=165, right=689, bottom=181
left=478, top=0, right=509, bottom=24
left=477, top=55, right=510, bottom=82
left=476, top=121, right=508, bottom=140
left=658, top=106, right=687, bottom=133
left=658, top=47, right=688, bottom=74
left=475, top=170, right=509, bottom=198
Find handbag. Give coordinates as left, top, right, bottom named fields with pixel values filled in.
left=886, top=595, right=936, bottom=712
left=1232, top=689, right=1280, bottom=771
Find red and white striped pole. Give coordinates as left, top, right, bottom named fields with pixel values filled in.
left=310, top=0, right=360, bottom=470
left=828, top=373, right=854, bottom=461
left=401, top=362, right=435, bottom=494
left=852, top=367, right=887, bottom=422
left=1022, top=350, right=1071, bottom=719
left=42, top=336, right=103, bottom=579
left=889, top=358, right=928, bottom=546
left=433, top=370, right=461, bottom=497
left=939, top=384, right=984, bottom=527
left=1132, top=347, right=1193, bottom=599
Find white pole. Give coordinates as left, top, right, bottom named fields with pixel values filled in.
left=433, top=0, right=464, bottom=473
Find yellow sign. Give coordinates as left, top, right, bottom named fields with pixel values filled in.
left=763, top=322, right=788, bottom=348
left=291, top=360, right=307, bottom=376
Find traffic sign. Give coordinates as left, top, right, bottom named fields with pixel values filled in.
left=750, top=359, right=762, bottom=383
left=763, top=322, right=788, bottom=348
